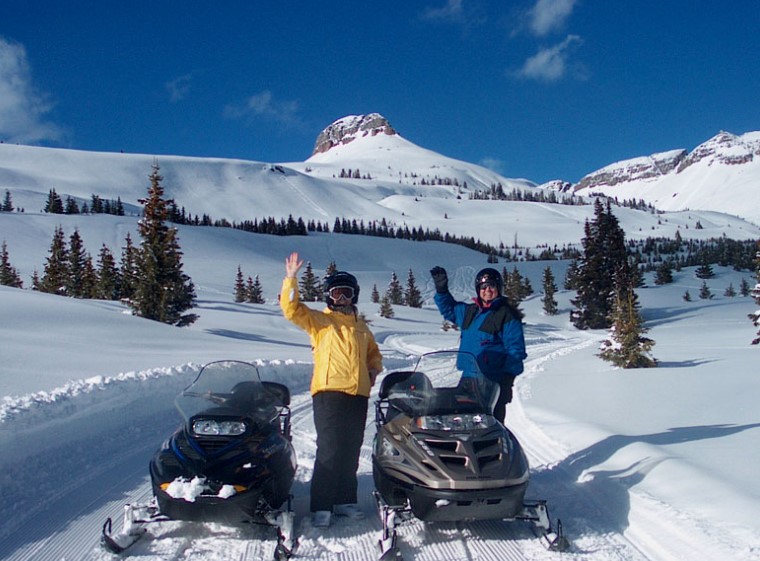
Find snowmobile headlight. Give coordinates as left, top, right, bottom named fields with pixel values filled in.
left=415, top=413, right=496, bottom=431
left=192, top=419, right=247, bottom=436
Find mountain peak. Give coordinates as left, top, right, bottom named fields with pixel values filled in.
left=312, top=113, right=397, bottom=155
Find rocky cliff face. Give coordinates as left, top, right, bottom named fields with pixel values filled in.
left=675, top=131, right=759, bottom=172
left=574, top=149, right=687, bottom=191
left=312, top=113, right=397, bottom=155
left=575, top=131, right=760, bottom=192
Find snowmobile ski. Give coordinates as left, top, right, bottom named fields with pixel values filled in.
left=100, top=360, right=299, bottom=559
left=371, top=351, right=572, bottom=557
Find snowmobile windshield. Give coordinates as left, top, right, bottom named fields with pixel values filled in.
left=175, top=360, right=288, bottom=426
left=380, top=351, right=499, bottom=421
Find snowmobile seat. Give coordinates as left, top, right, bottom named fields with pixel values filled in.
left=379, top=370, right=432, bottom=420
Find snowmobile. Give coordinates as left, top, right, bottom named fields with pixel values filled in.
left=372, top=351, right=569, bottom=560
left=101, top=360, right=298, bottom=560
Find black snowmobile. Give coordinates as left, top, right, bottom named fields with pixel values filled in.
left=372, top=351, right=568, bottom=560
left=101, top=360, right=298, bottom=560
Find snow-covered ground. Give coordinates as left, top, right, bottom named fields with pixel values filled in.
left=1, top=210, right=759, bottom=561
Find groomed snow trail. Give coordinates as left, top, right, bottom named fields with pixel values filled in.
left=0, top=328, right=698, bottom=561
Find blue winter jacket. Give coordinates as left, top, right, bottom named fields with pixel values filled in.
left=434, top=291, right=526, bottom=381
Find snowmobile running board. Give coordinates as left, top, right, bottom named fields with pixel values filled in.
left=373, top=492, right=570, bottom=560
left=101, top=499, right=298, bottom=559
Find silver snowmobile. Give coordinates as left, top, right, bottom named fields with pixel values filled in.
left=372, top=351, right=568, bottom=560
left=101, top=360, right=298, bottom=560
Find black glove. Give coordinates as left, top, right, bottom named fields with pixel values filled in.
left=430, top=266, right=449, bottom=293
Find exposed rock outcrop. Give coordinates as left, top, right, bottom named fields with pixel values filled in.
left=312, top=113, right=397, bottom=155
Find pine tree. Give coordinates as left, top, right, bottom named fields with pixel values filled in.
left=682, top=290, right=692, bottom=302
left=325, top=261, right=338, bottom=277
left=66, top=229, right=89, bottom=298
left=724, top=283, right=736, bottom=297
left=541, top=266, right=558, bottom=315
left=563, top=259, right=580, bottom=290
left=44, top=189, right=64, bottom=214
left=598, top=265, right=657, bottom=368
left=749, top=246, right=760, bottom=344
left=299, top=261, right=322, bottom=301
left=95, top=244, right=120, bottom=300
left=130, top=164, right=197, bottom=326
left=80, top=253, right=98, bottom=298
left=371, top=284, right=380, bottom=304
left=379, top=294, right=394, bottom=318
left=698, top=281, right=713, bottom=300
left=247, top=275, right=265, bottom=304
left=39, top=226, right=69, bottom=295
left=570, top=199, right=628, bottom=330
left=2, top=190, right=13, bottom=212
left=234, top=266, right=246, bottom=303
left=0, top=241, right=23, bottom=287
left=739, top=277, right=751, bottom=297
left=695, top=258, right=715, bottom=279
left=387, top=271, right=403, bottom=305
left=654, top=261, right=674, bottom=285
left=119, top=233, right=139, bottom=301
left=404, top=269, right=423, bottom=308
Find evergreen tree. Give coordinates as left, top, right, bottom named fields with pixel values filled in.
left=724, top=283, right=736, bottom=297
left=299, top=261, right=322, bottom=301
left=739, top=277, right=751, bottom=297
left=325, top=261, right=338, bottom=277
left=541, top=266, right=558, bottom=315
left=598, top=265, right=657, bottom=368
left=564, top=259, right=580, bottom=290
left=130, top=164, right=197, bottom=326
left=749, top=246, right=760, bottom=344
left=2, top=190, right=13, bottom=212
left=695, top=258, right=715, bottom=279
left=698, top=281, right=713, bottom=300
left=682, top=289, right=692, bottom=302
left=80, top=253, right=98, bottom=298
left=379, top=293, right=394, bottom=318
left=234, top=266, right=246, bottom=303
left=66, top=229, right=89, bottom=297
left=654, top=261, right=674, bottom=285
left=0, top=241, right=23, bottom=287
left=95, top=244, right=120, bottom=300
left=404, top=269, right=423, bottom=308
left=44, top=189, right=64, bottom=214
left=247, top=275, right=265, bottom=304
left=387, top=271, right=403, bottom=305
left=371, top=284, right=380, bottom=304
left=119, top=233, right=139, bottom=301
left=570, top=199, right=628, bottom=329
left=39, top=226, right=69, bottom=295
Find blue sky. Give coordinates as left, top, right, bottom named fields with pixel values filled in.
left=1, top=0, right=758, bottom=184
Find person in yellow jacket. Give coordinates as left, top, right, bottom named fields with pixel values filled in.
left=280, top=252, right=382, bottom=528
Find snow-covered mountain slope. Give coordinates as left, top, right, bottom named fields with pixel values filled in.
left=4, top=114, right=759, bottom=241
left=572, top=131, right=760, bottom=225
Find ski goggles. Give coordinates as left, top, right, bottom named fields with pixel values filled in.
left=478, top=280, right=498, bottom=291
left=328, top=285, right=355, bottom=301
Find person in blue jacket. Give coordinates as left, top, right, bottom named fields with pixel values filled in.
left=430, top=266, right=527, bottom=422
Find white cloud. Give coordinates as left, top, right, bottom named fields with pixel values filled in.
left=166, top=74, right=193, bottom=103
left=516, top=35, right=583, bottom=82
left=479, top=157, right=505, bottom=174
left=223, top=90, right=301, bottom=126
left=0, top=37, right=61, bottom=144
left=420, top=0, right=464, bottom=23
left=527, top=0, right=577, bottom=36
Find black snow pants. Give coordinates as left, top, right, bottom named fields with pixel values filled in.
left=310, top=391, right=369, bottom=512
left=494, top=375, right=516, bottom=424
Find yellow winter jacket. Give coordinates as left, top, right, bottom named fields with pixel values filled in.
left=280, top=277, right=383, bottom=397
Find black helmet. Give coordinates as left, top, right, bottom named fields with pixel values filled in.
left=323, top=271, right=360, bottom=305
left=475, top=267, right=503, bottom=294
